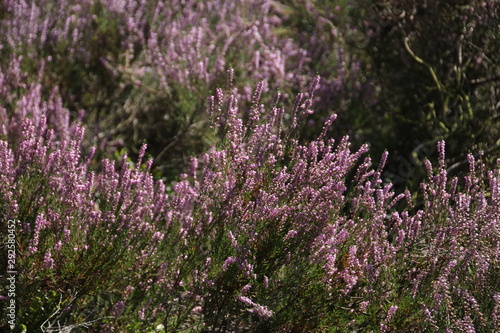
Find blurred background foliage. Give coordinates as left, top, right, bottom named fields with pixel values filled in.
left=0, top=0, right=498, bottom=191
left=281, top=0, right=499, bottom=194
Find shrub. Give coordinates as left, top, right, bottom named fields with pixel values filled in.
left=0, top=0, right=315, bottom=180
left=1, top=76, right=498, bottom=332
left=0, top=82, right=170, bottom=330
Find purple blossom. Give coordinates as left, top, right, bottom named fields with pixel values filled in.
left=0, top=32, right=498, bottom=330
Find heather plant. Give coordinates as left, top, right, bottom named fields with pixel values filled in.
left=1, top=73, right=499, bottom=331
left=0, top=0, right=315, bottom=180
left=0, top=0, right=124, bottom=111
left=0, top=65, right=178, bottom=331
left=275, top=0, right=378, bottom=142
left=2, top=1, right=500, bottom=332
left=0, top=86, right=169, bottom=330
left=397, top=147, right=500, bottom=332
left=156, top=79, right=499, bottom=331
left=99, top=0, right=312, bottom=178
left=3, top=0, right=498, bottom=190
left=135, top=79, right=499, bottom=331
left=0, top=0, right=128, bottom=170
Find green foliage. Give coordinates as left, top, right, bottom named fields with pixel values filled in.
left=275, top=0, right=499, bottom=194
left=346, top=0, right=500, bottom=191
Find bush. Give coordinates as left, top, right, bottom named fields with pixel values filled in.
left=0, top=1, right=499, bottom=331
left=1, top=76, right=498, bottom=332
left=0, top=0, right=315, bottom=180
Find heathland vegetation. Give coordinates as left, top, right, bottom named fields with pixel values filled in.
left=0, top=1, right=498, bottom=331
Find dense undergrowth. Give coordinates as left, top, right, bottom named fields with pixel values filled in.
left=0, top=0, right=499, bottom=332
